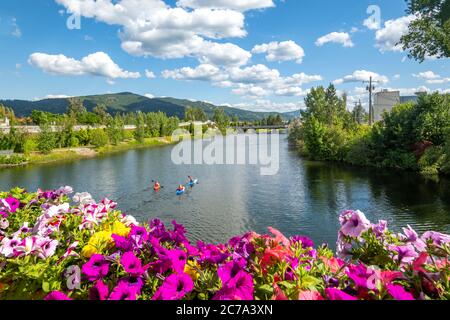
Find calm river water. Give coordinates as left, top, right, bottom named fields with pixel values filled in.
left=1, top=135, right=450, bottom=247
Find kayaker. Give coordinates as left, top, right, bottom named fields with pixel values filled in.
left=154, top=181, right=161, bottom=190
left=177, top=185, right=185, bottom=191
left=188, top=176, right=194, bottom=184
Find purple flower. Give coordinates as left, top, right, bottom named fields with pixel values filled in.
left=346, top=264, right=373, bottom=289
left=389, top=244, right=418, bottom=264
left=109, top=282, right=139, bottom=300
left=339, top=210, right=371, bottom=238
left=402, top=225, right=426, bottom=252
left=372, top=220, right=388, bottom=237
left=44, top=291, right=72, bottom=300
left=290, top=236, right=314, bottom=249
left=5, top=197, right=20, bottom=213
left=112, top=234, right=134, bottom=252
left=325, top=288, right=358, bottom=300
left=214, top=271, right=254, bottom=301
left=121, top=252, right=146, bottom=276
left=167, top=249, right=188, bottom=274
left=129, top=225, right=148, bottom=246
left=169, top=220, right=188, bottom=244
left=200, top=244, right=229, bottom=264
left=218, top=259, right=247, bottom=284
left=387, top=284, right=415, bottom=300
left=118, top=277, right=145, bottom=295
left=82, top=254, right=110, bottom=281
left=89, top=280, right=109, bottom=300
left=421, top=231, right=450, bottom=246
left=0, top=237, right=21, bottom=258
left=152, top=273, right=194, bottom=300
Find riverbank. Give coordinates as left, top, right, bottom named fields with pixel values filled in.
left=0, top=136, right=174, bottom=168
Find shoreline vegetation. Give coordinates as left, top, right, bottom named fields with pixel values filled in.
left=1, top=187, right=450, bottom=300
left=288, top=85, right=450, bottom=178
left=2, top=136, right=175, bottom=168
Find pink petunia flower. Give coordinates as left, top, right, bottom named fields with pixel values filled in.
left=152, top=273, right=194, bottom=300
left=339, top=210, right=371, bottom=238
left=82, top=254, right=110, bottom=281
left=325, top=288, right=358, bottom=300
left=387, top=284, right=415, bottom=300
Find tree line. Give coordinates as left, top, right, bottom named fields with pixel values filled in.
left=289, top=84, right=450, bottom=176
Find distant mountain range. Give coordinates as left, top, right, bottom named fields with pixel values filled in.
left=0, top=92, right=300, bottom=121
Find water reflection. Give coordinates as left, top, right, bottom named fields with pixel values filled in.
left=0, top=135, right=449, bottom=246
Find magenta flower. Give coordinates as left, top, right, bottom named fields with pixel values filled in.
left=152, top=273, right=194, bottom=300
left=290, top=236, right=314, bottom=249
left=167, top=249, right=188, bottom=274
left=387, top=284, right=415, bottom=300
left=121, top=252, right=147, bottom=276
left=89, top=280, right=109, bottom=300
left=214, top=271, right=254, bottom=300
left=129, top=225, right=148, bottom=246
left=82, top=254, right=110, bottom=281
left=218, top=259, right=247, bottom=284
left=339, top=210, right=371, bottom=238
left=325, top=288, right=358, bottom=300
left=109, top=281, right=139, bottom=300
left=118, top=277, right=145, bottom=295
left=200, top=244, right=229, bottom=264
left=112, top=234, right=133, bottom=252
left=5, top=197, right=20, bottom=213
left=346, top=264, right=373, bottom=289
left=44, top=291, right=72, bottom=300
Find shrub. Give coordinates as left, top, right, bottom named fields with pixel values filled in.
left=90, top=129, right=109, bottom=148
left=0, top=154, right=28, bottom=165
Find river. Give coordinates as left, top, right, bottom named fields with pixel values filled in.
left=1, top=134, right=450, bottom=247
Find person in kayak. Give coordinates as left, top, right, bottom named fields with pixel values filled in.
left=177, top=185, right=185, bottom=192
left=188, top=176, right=195, bottom=184
left=154, top=181, right=161, bottom=190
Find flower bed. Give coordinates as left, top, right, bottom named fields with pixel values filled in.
left=0, top=187, right=449, bottom=300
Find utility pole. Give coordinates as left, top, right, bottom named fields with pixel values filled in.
left=363, top=76, right=379, bottom=126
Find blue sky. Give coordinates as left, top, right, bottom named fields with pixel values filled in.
left=0, top=0, right=448, bottom=112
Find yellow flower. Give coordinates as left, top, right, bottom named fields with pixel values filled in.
left=81, top=244, right=97, bottom=258
left=82, top=231, right=113, bottom=258
left=109, top=221, right=130, bottom=237
left=184, top=260, right=200, bottom=281
left=90, top=231, right=113, bottom=246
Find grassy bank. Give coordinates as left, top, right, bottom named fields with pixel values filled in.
left=0, top=136, right=174, bottom=168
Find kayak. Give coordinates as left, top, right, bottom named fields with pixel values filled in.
left=187, top=179, right=198, bottom=187
left=176, top=188, right=185, bottom=195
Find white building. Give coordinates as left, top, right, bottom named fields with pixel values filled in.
left=0, top=117, right=10, bottom=127
left=373, top=90, right=400, bottom=122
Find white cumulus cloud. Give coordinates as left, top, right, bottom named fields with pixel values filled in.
left=315, top=32, right=354, bottom=48
left=333, top=70, right=389, bottom=85
left=375, top=15, right=415, bottom=52
left=176, top=0, right=275, bottom=12
left=252, top=41, right=305, bottom=63
left=55, top=0, right=256, bottom=67
left=28, top=52, right=141, bottom=80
